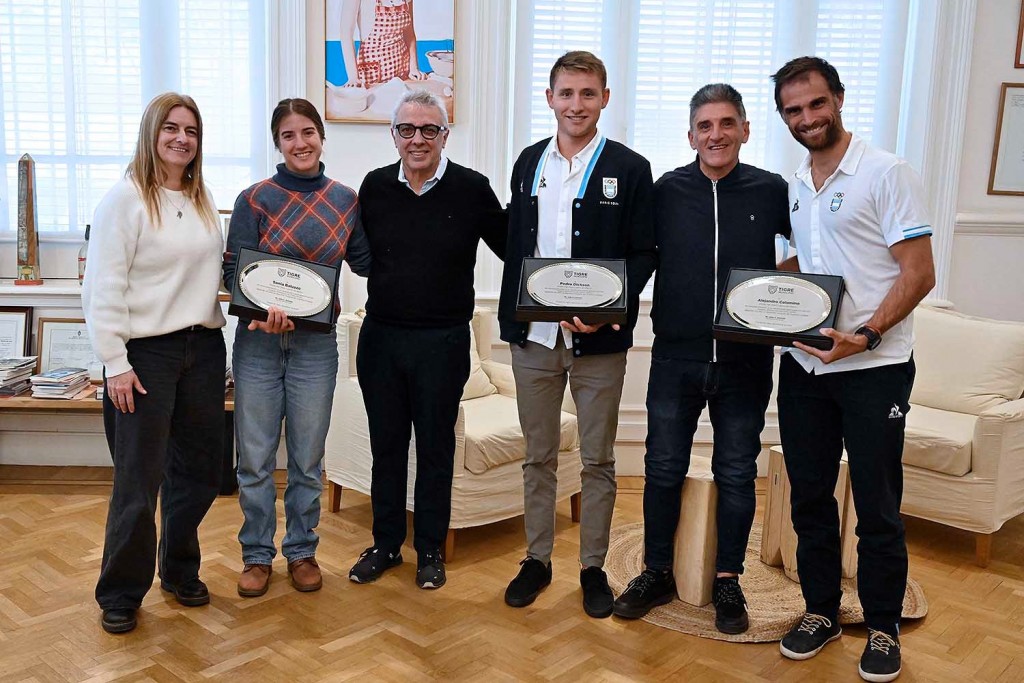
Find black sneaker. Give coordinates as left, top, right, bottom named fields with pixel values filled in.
left=859, top=629, right=902, bottom=682
left=612, top=568, right=676, bottom=619
left=580, top=566, right=614, bottom=618
left=348, top=546, right=403, bottom=583
left=416, top=551, right=446, bottom=590
left=780, top=613, right=842, bottom=660
left=504, top=558, right=552, bottom=607
left=712, top=576, right=749, bottom=634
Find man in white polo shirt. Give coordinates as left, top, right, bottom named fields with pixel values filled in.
left=770, top=57, right=935, bottom=683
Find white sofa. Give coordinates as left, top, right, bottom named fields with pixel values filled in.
left=900, top=305, right=1024, bottom=566
left=323, top=308, right=582, bottom=559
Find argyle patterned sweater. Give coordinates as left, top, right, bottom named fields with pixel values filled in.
left=223, top=162, right=370, bottom=295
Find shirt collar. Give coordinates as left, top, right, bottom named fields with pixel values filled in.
left=794, top=134, right=866, bottom=185
left=543, top=129, right=604, bottom=167
left=398, top=154, right=448, bottom=188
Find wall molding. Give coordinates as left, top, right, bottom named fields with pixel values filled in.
left=955, top=213, right=1024, bottom=236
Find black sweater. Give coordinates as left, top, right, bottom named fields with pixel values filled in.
left=358, top=160, right=506, bottom=328
left=651, top=159, right=790, bottom=364
left=498, top=137, right=657, bottom=355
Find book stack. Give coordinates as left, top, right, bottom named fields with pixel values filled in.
left=30, top=367, right=90, bottom=399
left=0, top=357, right=38, bottom=397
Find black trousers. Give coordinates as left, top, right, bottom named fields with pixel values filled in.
left=778, top=353, right=914, bottom=632
left=95, top=327, right=226, bottom=610
left=356, top=317, right=470, bottom=557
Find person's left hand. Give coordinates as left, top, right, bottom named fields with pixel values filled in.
left=408, top=69, right=425, bottom=81
left=248, top=306, right=295, bottom=334
left=559, top=316, right=621, bottom=334
left=793, top=328, right=868, bottom=364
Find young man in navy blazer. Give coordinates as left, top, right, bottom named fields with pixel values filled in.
left=498, top=51, right=656, bottom=619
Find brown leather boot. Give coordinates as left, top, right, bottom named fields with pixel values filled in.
left=288, top=558, right=323, bottom=592
left=237, top=564, right=272, bottom=597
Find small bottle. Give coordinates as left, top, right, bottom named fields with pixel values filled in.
left=78, top=224, right=90, bottom=285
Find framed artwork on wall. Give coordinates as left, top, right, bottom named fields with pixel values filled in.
left=988, top=83, right=1024, bottom=195
left=0, top=306, right=32, bottom=357
left=324, top=0, right=456, bottom=123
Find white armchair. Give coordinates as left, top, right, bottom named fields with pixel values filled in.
left=901, top=305, right=1024, bottom=566
left=324, top=308, right=582, bottom=559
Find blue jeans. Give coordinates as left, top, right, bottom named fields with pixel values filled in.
left=233, top=325, right=338, bottom=565
left=642, top=356, right=772, bottom=574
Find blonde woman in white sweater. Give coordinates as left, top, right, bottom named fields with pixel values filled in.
left=83, top=93, right=226, bottom=635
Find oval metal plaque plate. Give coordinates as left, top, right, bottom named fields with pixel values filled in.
left=526, top=262, right=623, bottom=308
left=726, top=275, right=831, bottom=333
left=238, top=260, right=332, bottom=318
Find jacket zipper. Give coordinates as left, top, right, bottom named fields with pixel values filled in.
left=712, top=179, right=719, bottom=363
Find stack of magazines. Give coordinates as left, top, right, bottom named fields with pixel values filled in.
left=0, top=357, right=38, bottom=396
left=30, top=367, right=90, bottom=399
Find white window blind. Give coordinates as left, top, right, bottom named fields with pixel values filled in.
left=514, top=0, right=913, bottom=180
left=0, top=0, right=268, bottom=236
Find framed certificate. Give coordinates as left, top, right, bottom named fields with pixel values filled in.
left=987, top=83, right=1024, bottom=195
left=514, top=257, right=627, bottom=325
left=36, top=318, right=103, bottom=377
left=713, top=268, right=845, bottom=350
left=0, top=306, right=32, bottom=357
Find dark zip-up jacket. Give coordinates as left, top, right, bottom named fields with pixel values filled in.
left=498, top=137, right=657, bottom=356
left=651, top=158, right=790, bottom=365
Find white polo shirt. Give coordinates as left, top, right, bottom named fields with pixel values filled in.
left=788, top=134, right=932, bottom=374
left=527, top=131, right=606, bottom=350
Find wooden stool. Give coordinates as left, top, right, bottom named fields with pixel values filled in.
left=672, top=467, right=717, bottom=606
left=761, top=446, right=857, bottom=582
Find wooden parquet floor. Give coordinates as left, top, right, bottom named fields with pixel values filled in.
left=1, top=468, right=1024, bottom=682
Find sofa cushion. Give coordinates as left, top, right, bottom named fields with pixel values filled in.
left=461, top=394, right=578, bottom=474
left=462, top=322, right=498, bottom=401
left=903, top=404, right=975, bottom=476
left=911, top=306, right=1024, bottom=414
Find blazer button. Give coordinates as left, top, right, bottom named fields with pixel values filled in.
left=574, top=202, right=581, bottom=208
left=574, top=231, right=580, bottom=236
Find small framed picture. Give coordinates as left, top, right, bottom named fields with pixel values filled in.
left=36, top=318, right=103, bottom=379
left=1017, top=3, right=1024, bottom=68
left=988, top=83, right=1024, bottom=195
left=0, top=306, right=32, bottom=357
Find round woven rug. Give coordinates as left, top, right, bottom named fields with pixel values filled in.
left=605, top=522, right=928, bottom=643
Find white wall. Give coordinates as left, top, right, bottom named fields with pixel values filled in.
left=949, top=0, right=1024, bottom=321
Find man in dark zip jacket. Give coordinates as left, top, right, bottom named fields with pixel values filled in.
left=612, top=84, right=790, bottom=634
left=499, top=51, right=657, bottom=619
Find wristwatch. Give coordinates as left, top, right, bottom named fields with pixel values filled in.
left=855, top=325, right=882, bottom=350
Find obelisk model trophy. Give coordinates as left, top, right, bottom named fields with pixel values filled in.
left=16, top=153, right=43, bottom=285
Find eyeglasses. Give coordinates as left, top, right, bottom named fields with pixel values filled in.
left=393, top=123, right=447, bottom=140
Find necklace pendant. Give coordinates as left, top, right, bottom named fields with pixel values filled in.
left=177, top=210, right=183, bottom=219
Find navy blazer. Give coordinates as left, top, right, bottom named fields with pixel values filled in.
left=498, top=137, right=657, bottom=356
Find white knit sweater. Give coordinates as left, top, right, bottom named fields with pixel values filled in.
left=82, top=178, right=226, bottom=376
